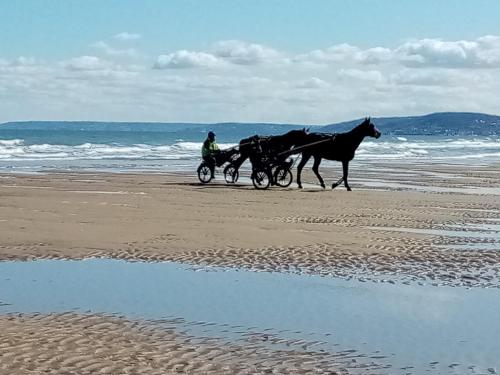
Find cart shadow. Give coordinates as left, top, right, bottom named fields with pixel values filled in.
left=161, top=181, right=327, bottom=192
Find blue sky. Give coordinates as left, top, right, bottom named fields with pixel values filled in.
left=2, top=0, right=500, bottom=58
left=1, top=1, right=500, bottom=123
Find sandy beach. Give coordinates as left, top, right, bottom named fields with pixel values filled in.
left=3, top=0, right=500, bottom=371
left=0, top=312, right=353, bottom=374
left=1, top=166, right=500, bottom=373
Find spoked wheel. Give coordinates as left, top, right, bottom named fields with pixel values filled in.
left=274, top=167, right=293, bottom=188
left=252, top=169, right=271, bottom=190
left=223, top=164, right=239, bottom=184
left=197, top=163, right=212, bottom=183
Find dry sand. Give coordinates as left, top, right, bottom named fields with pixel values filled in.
left=1, top=167, right=500, bottom=373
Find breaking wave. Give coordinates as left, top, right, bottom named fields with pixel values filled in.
left=1, top=136, right=500, bottom=171
left=0, top=140, right=237, bottom=161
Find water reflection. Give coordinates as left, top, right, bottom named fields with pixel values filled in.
left=357, top=179, right=500, bottom=195
left=369, top=223, right=500, bottom=241
left=0, top=259, right=499, bottom=374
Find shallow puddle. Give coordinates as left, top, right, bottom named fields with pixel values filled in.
left=441, top=243, right=500, bottom=251
left=356, top=179, right=500, bottom=195
left=1, top=259, right=500, bottom=374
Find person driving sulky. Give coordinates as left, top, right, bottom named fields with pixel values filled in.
left=201, top=131, right=220, bottom=179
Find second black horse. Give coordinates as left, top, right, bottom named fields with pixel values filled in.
left=227, top=128, right=308, bottom=187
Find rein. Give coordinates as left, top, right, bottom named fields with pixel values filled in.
left=238, top=133, right=338, bottom=157
left=277, top=134, right=337, bottom=156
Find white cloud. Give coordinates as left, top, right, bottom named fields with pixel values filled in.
left=397, top=36, right=500, bottom=68
left=12, top=56, right=38, bottom=66
left=2, top=35, right=500, bottom=123
left=357, top=47, right=393, bottom=64
left=213, top=40, right=281, bottom=65
left=294, top=36, right=500, bottom=69
left=389, top=69, right=493, bottom=97
left=153, top=41, right=282, bottom=69
left=295, top=43, right=357, bottom=63
left=338, top=69, right=384, bottom=82
left=295, top=44, right=392, bottom=65
left=476, top=35, right=500, bottom=66
left=153, top=50, right=221, bottom=69
left=0, top=56, right=38, bottom=67
left=293, top=77, right=330, bottom=89
left=91, top=41, right=139, bottom=58
left=60, top=56, right=114, bottom=71
left=392, top=70, right=449, bottom=86
left=114, top=32, right=141, bottom=41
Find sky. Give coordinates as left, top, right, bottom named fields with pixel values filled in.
left=1, top=0, right=500, bottom=124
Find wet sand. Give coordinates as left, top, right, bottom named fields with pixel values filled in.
left=1, top=165, right=500, bottom=373
left=0, top=313, right=349, bottom=374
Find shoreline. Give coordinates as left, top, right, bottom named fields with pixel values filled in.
left=2, top=158, right=500, bottom=192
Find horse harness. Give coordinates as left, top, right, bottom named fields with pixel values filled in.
left=239, top=132, right=338, bottom=158
left=277, top=133, right=337, bottom=156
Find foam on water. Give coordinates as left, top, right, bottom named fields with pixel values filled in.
left=0, top=140, right=237, bottom=161
left=1, top=132, right=500, bottom=173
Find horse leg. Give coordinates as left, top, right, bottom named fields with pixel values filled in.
left=311, top=156, right=325, bottom=189
left=342, top=160, right=351, bottom=191
left=232, top=154, right=247, bottom=170
left=296, top=154, right=311, bottom=189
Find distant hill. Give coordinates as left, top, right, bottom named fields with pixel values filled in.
left=2, top=112, right=500, bottom=136
left=321, top=112, right=500, bottom=136
left=0, top=121, right=310, bottom=139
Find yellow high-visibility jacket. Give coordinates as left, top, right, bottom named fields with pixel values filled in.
left=202, top=139, right=219, bottom=157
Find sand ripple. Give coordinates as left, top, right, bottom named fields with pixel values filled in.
left=0, top=313, right=357, bottom=374
left=1, top=172, right=500, bottom=290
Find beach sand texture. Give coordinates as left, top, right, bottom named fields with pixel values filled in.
left=1, top=167, right=500, bottom=373
left=0, top=313, right=351, bottom=374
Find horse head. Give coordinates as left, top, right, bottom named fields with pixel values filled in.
left=361, top=117, right=381, bottom=139
left=282, top=128, right=309, bottom=147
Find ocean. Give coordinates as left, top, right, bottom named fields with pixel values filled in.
left=1, top=123, right=500, bottom=174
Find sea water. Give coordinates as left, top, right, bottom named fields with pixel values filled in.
left=1, top=259, right=499, bottom=375
left=1, top=123, right=500, bottom=174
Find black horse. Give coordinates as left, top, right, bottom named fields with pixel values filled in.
left=231, top=128, right=309, bottom=173
left=296, top=118, right=381, bottom=191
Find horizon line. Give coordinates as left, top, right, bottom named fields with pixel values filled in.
left=2, top=111, right=500, bottom=127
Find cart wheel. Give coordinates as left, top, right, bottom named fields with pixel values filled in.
left=224, top=164, right=239, bottom=183
left=274, top=167, right=293, bottom=188
left=252, top=169, right=271, bottom=190
left=197, top=163, right=212, bottom=183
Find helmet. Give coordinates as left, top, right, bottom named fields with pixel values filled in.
left=208, top=131, right=215, bottom=140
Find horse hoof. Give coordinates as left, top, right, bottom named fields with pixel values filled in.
left=321, top=184, right=325, bottom=189
left=332, top=184, right=338, bottom=189
left=297, top=184, right=303, bottom=189
left=347, top=187, right=352, bottom=191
